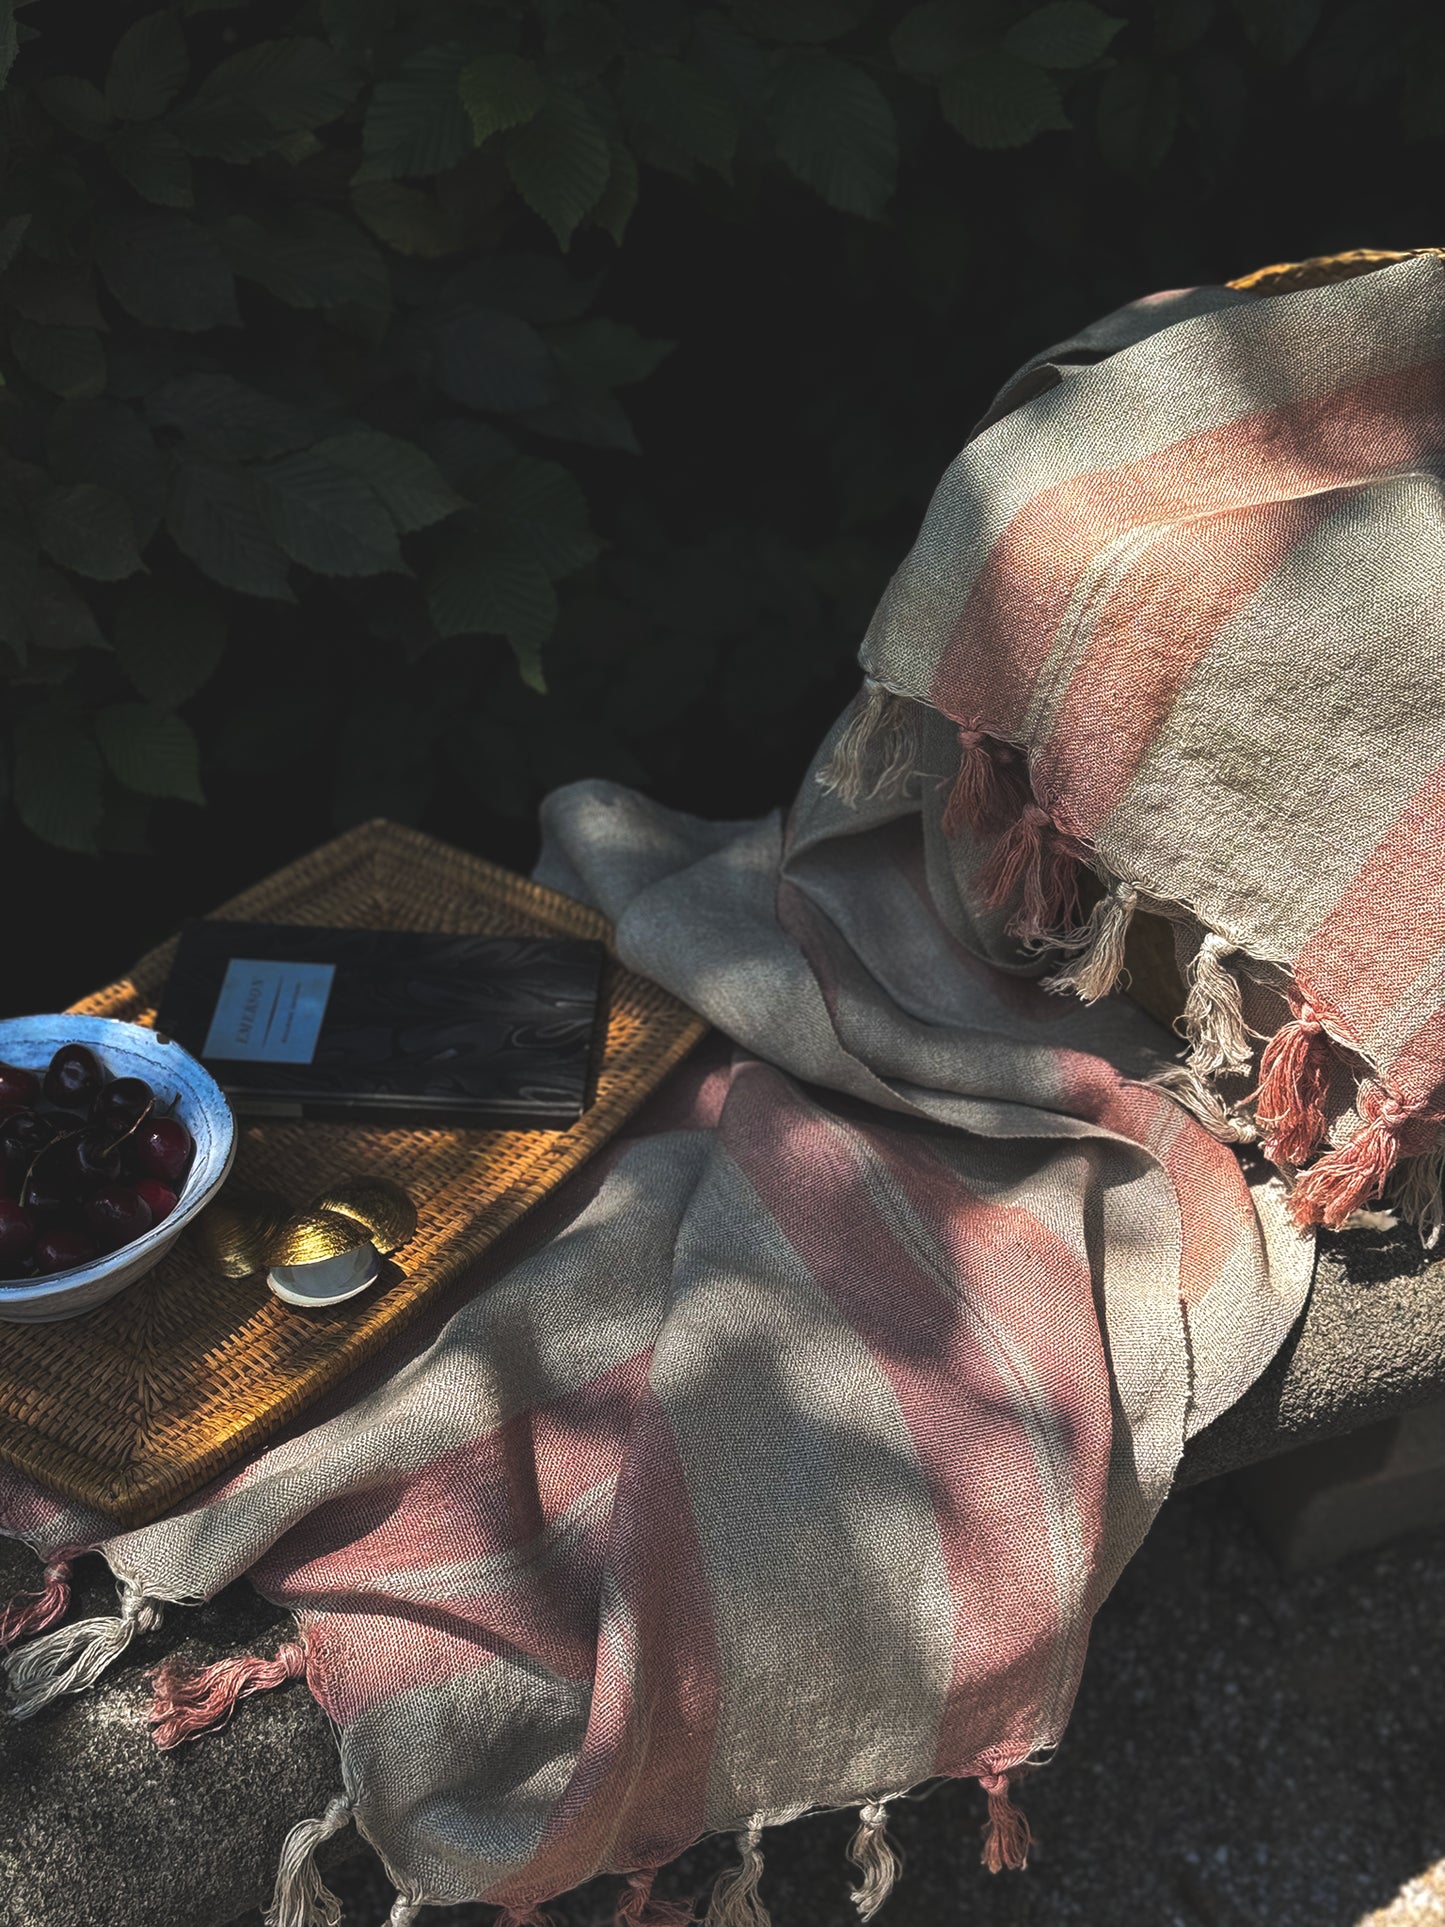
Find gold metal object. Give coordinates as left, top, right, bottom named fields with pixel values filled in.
left=192, top=1189, right=290, bottom=1281
left=263, top=1209, right=372, bottom=1269
left=305, top=1178, right=417, bottom=1256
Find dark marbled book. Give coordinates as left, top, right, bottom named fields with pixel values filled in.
left=156, top=922, right=607, bottom=1128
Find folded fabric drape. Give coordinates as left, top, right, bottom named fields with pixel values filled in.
left=12, top=248, right=1427, bottom=1922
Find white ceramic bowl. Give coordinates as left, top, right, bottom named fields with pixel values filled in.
left=0, top=1015, right=236, bottom=1324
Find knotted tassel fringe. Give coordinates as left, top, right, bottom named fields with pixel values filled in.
left=1181, top=933, right=1254, bottom=1079
left=1041, top=880, right=1139, bottom=1002
left=847, top=1801, right=900, bottom=1921
left=387, top=1899, right=423, bottom=1927
left=616, top=1869, right=695, bottom=1927
left=817, top=683, right=917, bottom=806
left=264, top=1791, right=352, bottom=1927
left=704, top=1818, right=770, bottom=1927
left=1289, top=1086, right=1429, bottom=1230
left=5, top=1578, right=162, bottom=1720
left=0, top=1555, right=73, bottom=1651
left=979, top=1772, right=1032, bottom=1873
left=1393, top=1133, right=1445, bottom=1248
left=148, top=1638, right=307, bottom=1750
left=941, top=727, right=1028, bottom=838
left=1148, top=1064, right=1259, bottom=1145
left=1253, top=997, right=1335, bottom=1166
left=978, top=803, right=1084, bottom=943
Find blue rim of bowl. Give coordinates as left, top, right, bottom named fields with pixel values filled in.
left=0, top=1015, right=236, bottom=1310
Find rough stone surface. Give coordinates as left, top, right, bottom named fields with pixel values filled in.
left=2, top=1221, right=1445, bottom=1927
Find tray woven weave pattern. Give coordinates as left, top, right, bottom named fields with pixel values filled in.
left=0, top=820, right=707, bottom=1528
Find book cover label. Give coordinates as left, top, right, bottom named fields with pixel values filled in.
left=202, top=958, right=337, bottom=1064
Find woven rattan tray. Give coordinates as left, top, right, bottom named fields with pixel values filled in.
left=0, top=820, right=707, bottom=1527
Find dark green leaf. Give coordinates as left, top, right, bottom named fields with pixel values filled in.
left=475, top=457, right=602, bottom=578
left=729, top=0, right=872, bottom=40
left=459, top=52, right=546, bottom=143
left=314, top=430, right=466, bottom=531
left=256, top=450, right=405, bottom=575
left=769, top=49, right=897, bottom=218
left=96, top=703, right=205, bottom=802
left=47, top=399, right=168, bottom=546
left=426, top=540, right=556, bottom=687
left=107, top=122, right=194, bottom=206
left=350, top=179, right=464, bottom=256
left=520, top=388, right=640, bottom=452
left=433, top=307, right=558, bottom=412
left=113, top=581, right=225, bottom=708
left=618, top=52, right=739, bottom=175
left=505, top=87, right=611, bottom=247
left=166, top=460, right=295, bottom=599
left=13, top=708, right=105, bottom=852
left=107, top=12, right=190, bottom=120
left=548, top=316, right=675, bottom=389
left=356, top=46, right=471, bottom=179
left=146, top=373, right=316, bottom=460
left=33, top=483, right=145, bottom=581
left=189, top=37, right=359, bottom=131
left=8, top=322, right=106, bottom=401
left=1232, top=0, right=1320, bottom=63
left=218, top=207, right=390, bottom=326
left=36, top=76, right=113, bottom=141
left=1096, top=59, right=1179, bottom=171
left=590, top=143, right=639, bottom=242
left=1003, top=1, right=1122, bottom=67
left=940, top=52, right=1069, bottom=145
left=424, top=419, right=516, bottom=495
left=889, top=0, right=1005, bottom=75
left=26, top=566, right=108, bottom=653
left=0, top=259, right=105, bottom=330
left=94, top=212, right=240, bottom=332
left=1152, top=0, right=1214, bottom=54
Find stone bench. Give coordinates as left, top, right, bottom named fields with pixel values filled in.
left=2, top=1218, right=1441, bottom=1927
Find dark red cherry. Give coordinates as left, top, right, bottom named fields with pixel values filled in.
left=90, top=1075, right=154, bottom=1136
left=42, top=1044, right=103, bottom=1114
left=0, top=1199, right=36, bottom=1263
left=135, top=1180, right=178, bottom=1225
left=62, top=1127, right=122, bottom=1191
left=20, top=1145, right=75, bottom=1222
left=0, top=1062, right=40, bottom=1112
left=32, top=1225, right=99, bottom=1274
left=83, top=1183, right=153, bottom=1252
left=0, top=1108, right=54, bottom=1176
left=128, top=1116, right=192, bottom=1186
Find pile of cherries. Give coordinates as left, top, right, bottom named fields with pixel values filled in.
left=0, top=1044, right=194, bottom=1282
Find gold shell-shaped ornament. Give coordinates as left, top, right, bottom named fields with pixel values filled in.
left=264, top=1209, right=373, bottom=1269
left=192, top=1189, right=290, bottom=1281
left=304, top=1178, right=417, bottom=1256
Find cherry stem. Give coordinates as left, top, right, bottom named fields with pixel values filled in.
left=101, top=1094, right=155, bottom=1160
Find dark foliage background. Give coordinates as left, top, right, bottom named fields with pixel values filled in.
left=0, top=0, right=1433, bottom=1013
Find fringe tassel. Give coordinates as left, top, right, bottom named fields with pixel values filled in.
left=978, top=1772, right=1031, bottom=1874
left=148, top=1638, right=307, bottom=1751
left=0, top=1556, right=73, bottom=1651
left=846, top=1801, right=900, bottom=1921
left=1253, top=998, right=1334, bottom=1166
left=978, top=803, right=1084, bottom=943
left=1181, top=933, right=1254, bottom=1079
left=942, top=727, right=1028, bottom=838
left=1393, top=1133, right=1445, bottom=1248
left=387, top=1900, right=423, bottom=1927
left=1288, top=1086, right=1429, bottom=1231
left=264, top=1792, right=352, bottom=1927
left=1041, top=880, right=1139, bottom=1002
left=816, top=683, right=917, bottom=806
left=616, top=1869, right=695, bottom=1927
left=5, top=1579, right=161, bottom=1720
left=704, top=1818, right=770, bottom=1927
left=1148, top=1065, right=1259, bottom=1145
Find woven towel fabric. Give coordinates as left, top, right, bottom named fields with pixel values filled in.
left=842, top=250, right=1445, bottom=1234
left=0, top=269, right=1344, bottom=1918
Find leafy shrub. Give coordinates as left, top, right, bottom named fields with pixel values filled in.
left=0, top=0, right=1433, bottom=867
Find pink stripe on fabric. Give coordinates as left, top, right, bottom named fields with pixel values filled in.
left=723, top=1063, right=1109, bottom=1778
left=1296, top=757, right=1445, bottom=1091
left=931, top=359, right=1445, bottom=738
left=488, top=1392, right=721, bottom=1903
left=1033, top=493, right=1336, bottom=836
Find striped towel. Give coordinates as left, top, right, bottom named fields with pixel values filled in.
left=0, top=261, right=1359, bottom=1923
